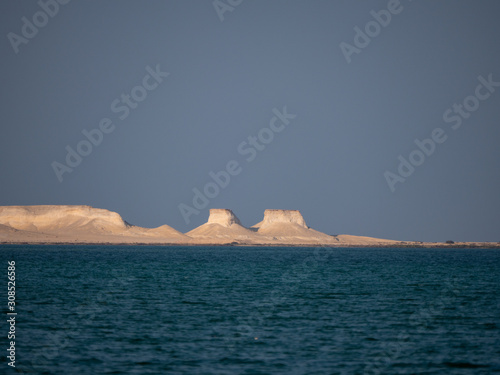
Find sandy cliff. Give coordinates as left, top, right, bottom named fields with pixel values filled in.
left=252, top=209, right=338, bottom=245
left=188, top=209, right=341, bottom=245
left=187, top=209, right=259, bottom=244
left=2, top=205, right=493, bottom=247
left=0, top=205, right=128, bottom=233
left=207, top=208, right=242, bottom=227
left=0, top=205, right=188, bottom=244
left=253, top=209, right=307, bottom=229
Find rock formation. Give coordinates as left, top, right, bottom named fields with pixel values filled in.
left=0, top=205, right=128, bottom=233
left=0, top=204, right=439, bottom=247
left=187, top=209, right=258, bottom=244
left=0, top=205, right=188, bottom=244
left=207, top=208, right=242, bottom=227
left=252, top=209, right=337, bottom=244
left=253, top=209, right=307, bottom=229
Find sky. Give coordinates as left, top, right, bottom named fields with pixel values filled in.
left=0, top=0, right=499, bottom=242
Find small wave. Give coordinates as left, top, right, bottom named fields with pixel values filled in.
left=443, top=362, right=488, bottom=369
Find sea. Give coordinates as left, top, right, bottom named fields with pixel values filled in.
left=1, top=245, right=499, bottom=374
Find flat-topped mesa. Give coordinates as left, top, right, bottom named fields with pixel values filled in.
left=186, top=209, right=257, bottom=243
left=0, top=205, right=129, bottom=232
left=261, top=209, right=307, bottom=228
left=207, top=209, right=241, bottom=227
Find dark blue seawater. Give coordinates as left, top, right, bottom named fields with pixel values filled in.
left=1, top=245, right=499, bottom=374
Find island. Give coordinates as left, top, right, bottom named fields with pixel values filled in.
left=0, top=205, right=498, bottom=248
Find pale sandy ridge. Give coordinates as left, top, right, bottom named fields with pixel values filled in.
left=0, top=205, right=498, bottom=247
left=0, top=205, right=189, bottom=244
left=251, top=209, right=339, bottom=245
left=186, top=209, right=259, bottom=244
left=186, top=209, right=341, bottom=245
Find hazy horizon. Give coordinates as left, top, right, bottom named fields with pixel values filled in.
left=1, top=0, right=499, bottom=242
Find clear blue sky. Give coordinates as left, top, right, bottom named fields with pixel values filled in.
left=1, top=0, right=499, bottom=242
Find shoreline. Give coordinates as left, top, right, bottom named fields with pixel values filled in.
left=1, top=206, right=498, bottom=249
left=1, top=241, right=499, bottom=249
